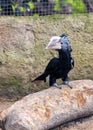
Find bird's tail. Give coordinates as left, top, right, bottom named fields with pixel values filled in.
left=31, top=73, right=47, bottom=82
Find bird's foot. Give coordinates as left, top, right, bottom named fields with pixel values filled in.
left=63, top=81, right=72, bottom=89
left=52, top=83, right=61, bottom=89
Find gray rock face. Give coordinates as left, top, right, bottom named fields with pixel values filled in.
left=0, top=80, right=93, bottom=130
left=0, top=16, right=93, bottom=98
left=0, top=18, right=35, bottom=98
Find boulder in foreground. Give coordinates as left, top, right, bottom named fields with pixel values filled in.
left=0, top=80, right=93, bottom=130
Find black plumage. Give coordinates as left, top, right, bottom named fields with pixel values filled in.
left=32, top=48, right=74, bottom=88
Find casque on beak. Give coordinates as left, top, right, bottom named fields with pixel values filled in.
left=45, top=36, right=61, bottom=50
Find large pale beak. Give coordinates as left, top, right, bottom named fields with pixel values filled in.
left=45, top=42, right=61, bottom=50
left=45, top=36, right=61, bottom=50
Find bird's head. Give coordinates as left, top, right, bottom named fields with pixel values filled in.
left=45, top=36, right=62, bottom=50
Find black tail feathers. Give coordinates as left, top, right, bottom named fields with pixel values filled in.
left=32, top=73, right=46, bottom=82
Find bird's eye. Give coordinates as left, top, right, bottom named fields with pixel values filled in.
left=61, top=42, right=63, bottom=44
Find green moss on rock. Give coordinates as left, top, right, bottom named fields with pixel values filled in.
left=0, top=14, right=93, bottom=98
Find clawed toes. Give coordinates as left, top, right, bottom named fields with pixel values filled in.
left=63, top=81, right=72, bottom=89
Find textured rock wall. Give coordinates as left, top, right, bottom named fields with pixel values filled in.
left=0, top=14, right=93, bottom=98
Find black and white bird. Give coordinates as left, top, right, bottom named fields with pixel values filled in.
left=32, top=34, right=74, bottom=89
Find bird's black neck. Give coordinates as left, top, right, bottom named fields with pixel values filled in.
left=58, top=49, right=69, bottom=60
left=57, top=49, right=71, bottom=70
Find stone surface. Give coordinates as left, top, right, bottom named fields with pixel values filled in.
left=0, top=15, right=93, bottom=98
left=55, top=116, right=93, bottom=130
left=0, top=80, right=93, bottom=130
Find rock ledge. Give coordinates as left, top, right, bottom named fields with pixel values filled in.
left=0, top=80, right=93, bottom=130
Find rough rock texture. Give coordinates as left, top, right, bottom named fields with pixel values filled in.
left=0, top=14, right=93, bottom=98
left=54, top=116, right=93, bottom=130
left=0, top=80, right=93, bottom=130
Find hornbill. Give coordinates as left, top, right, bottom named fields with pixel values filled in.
left=32, top=34, right=74, bottom=89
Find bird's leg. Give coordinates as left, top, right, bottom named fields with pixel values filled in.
left=52, top=83, right=61, bottom=89
left=62, top=76, right=72, bottom=89
left=49, top=75, right=61, bottom=89
left=63, top=80, right=72, bottom=89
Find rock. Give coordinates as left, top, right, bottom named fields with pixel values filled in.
left=0, top=15, right=93, bottom=98
left=0, top=80, right=93, bottom=130
left=54, top=115, right=93, bottom=130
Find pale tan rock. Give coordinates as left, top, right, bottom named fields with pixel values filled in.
left=0, top=80, right=93, bottom=130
